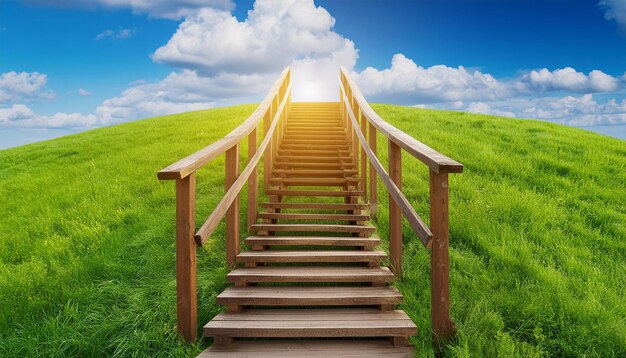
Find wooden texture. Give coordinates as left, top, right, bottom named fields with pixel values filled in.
left=259, top=202, right=367, bottom=210
left=369, top=122, right=378, bottom=216
left=175, top=174, right=197, bottom=342
left=198, top=340, right=414, bottom=357
left=224, top=145, right=240, bottom=267
left=244, top=235, right=379, bottom=247
left=388, top=139, right=403, bottom=277
left=203, top=309, right=417, bottom=338
left=430, top=170, right=456, bottom=343
left=247, top=127, right=258, bottom=229
left=237, top=250, right=386, bottom=264
left=226, top=266, right=394, bottom=283
left=216, top=286, right=402, bottom=306
left=257, top=212, right=370, bottom=221
left=250, top=223, right=376, bottom=234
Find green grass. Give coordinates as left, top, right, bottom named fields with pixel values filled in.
left=0, top=104, right=624, bottom=357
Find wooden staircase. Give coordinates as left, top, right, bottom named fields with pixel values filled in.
left=157, top=67, right=463, bottom=357
left=200, top=102, right=416, bottom=356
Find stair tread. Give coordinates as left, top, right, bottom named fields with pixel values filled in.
left=198, top=339, right=413, bottom=357
left=216, top=286, right=402, bottom=305
left=245, top=236, right=378, bottom=246
left=250, top=224, right=375, bottom=233
left=260, top=202, right=368, bottom=210
left=266, top=189, right=363, bottom=197
left=226, top=266, right=393, bottom=282
left=257, top=213, right=369, bottom=221
left=203, top=308, right=417, bottom=338
left=237, top=250, right=386, bottom=263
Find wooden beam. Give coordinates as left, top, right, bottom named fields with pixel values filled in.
left=429, top=170, right=456, bottom=344
left=175, top=173, right=197, bottom=342
left=369, top=123, right=377, bottom=216
left=388, top=140, right=402, bottom=278
left=247, top=126, right=258, bottom=230
left=225, top=145, right=240, bottom=267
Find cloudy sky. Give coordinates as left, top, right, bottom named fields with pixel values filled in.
left=1, top=0, right=626, bottom=148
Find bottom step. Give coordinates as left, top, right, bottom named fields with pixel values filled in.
left=198, top=339, right=414, bottom=357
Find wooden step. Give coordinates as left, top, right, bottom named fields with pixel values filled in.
left=250, top=224, right=375, bottom=234
left=266, top=189, right=363, bottom=197
left=272, top=169, right=357, bottom=178
left=245, top=235, right=378, bottom=247
left=198, top=339, right=414, bottom=357
left=280, top=143, right=349, bottom=149
left=273, top=162, right=354, bottom=170
left=257, top=213, right=369, bottom=221
left=236, top=250, right=386, bottom=264
left=216, top=286, right=402, bottom=306
left=269, top=177, right=358, bottom=186
left=282, top=139, right=348, bottom=145
left=278, top=149, right=350, bottom=156
left=226, top=266, right=393, bottom=283
left=203, top=308, right=417, bottom=338
left=260, top=202, right=368, bottom=210
left=275, top=156, right=353, bottom=164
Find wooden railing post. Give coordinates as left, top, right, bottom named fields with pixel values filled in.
left=263, top=104, right=272, bottom=191
left=247, top=127, right=258, bottom=229
left=369, top=123, right=377, bottom=216
left=388, top=140, right=402, bottom=277
left=225, top=145, right=240, bottom=267
left=359, top=107, right=367, bottom=200
left=429, top=170, right=456, bottom=344
left=175, top=173, right=197, bottom=342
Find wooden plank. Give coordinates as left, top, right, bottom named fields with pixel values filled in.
left=247, top=127, right=258, bottom=229
left=250, top=224, right=376, bottom=234
left=259, top=202, right=368, bottom=210
left=203, top=309, right=417, bottom=338
left=257, top=213, right=369, bottom=221
left=269, top=177, right=357, bottom=187
left=198, top=339, right=414, bottom=358
left=175, top=173, right=197, bottom=342
left=244, top=235, right=378, bottom=247
left=226, top=266, right=393, bottom=283
left=429, top=170, right=456, bottom=343
left=369, top=122, right=377, bottom=216
left=225, top=145, right=240, bottom=268
left=388, top=139, right=402, bottom=277
left=236, top=250, right=386, bottom=264
left=216, top=286, right=402, bottom=306
left=272, top=169, right=357, bottom=178
left=266, top=189, right=363, bottom=197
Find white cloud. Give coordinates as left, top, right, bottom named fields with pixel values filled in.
left=353, top=54, right=511, bottom=104
left=0, top=104, right=97, bottom=128
left=78, top=89, right=91, bottom=97
left=95, top=28, right=135, bottom=41
left=599, top=0, right=626, bottom=29
left=519, top=67, right=620, bottom=93
left=152, top=0, right=357, bottom=101
left=0, top=71, right=55, bottom=103
left=466, top=102, right=515, bottom=118
left=24, top=0, right=233, bottom=20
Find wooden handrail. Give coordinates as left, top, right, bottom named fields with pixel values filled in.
left=339, top=80, right=432, bottom=246
left=194, top=81, right=291, bottom=246
left=157, top=67, right=291, bottom=342
left=340, top=67, right=463, bottom=174
left=339, top=68, right=461, bottom=346
left=157, top=67, right=291, bottom=180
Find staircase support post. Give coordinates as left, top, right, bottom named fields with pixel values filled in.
left=225, top=144, right=240, bottom=267
left=175, top=173, right=197, bottom=342
left=388, top=140, right=402, bottom=278
left=429, top=170, right=456, bottom=345
left=368, top=123, right=377, bottom=216
left=247, top=127, right=258, bottom=229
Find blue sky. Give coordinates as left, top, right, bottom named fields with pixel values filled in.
left=1, top=0, right=626, bottom=148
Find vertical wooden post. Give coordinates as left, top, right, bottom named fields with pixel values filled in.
left=430, top=170, right=456, bottom=345
left=359, top=108, right=367, bottom=200
left=175, top=173, right=197, bottom=342
left=388, top=140, right=402, bottom=277
left=247, top=127, right=258, bottom=230
left=369, top=123, right=377, bottom=216
left=225, top=145, right=240, bottom=267
left=263, top=106, right=272, bottom=191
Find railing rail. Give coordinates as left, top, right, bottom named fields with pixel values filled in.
left=157, top=67, right=291, bottom=342
left=339, top=67, right=463, bottom=344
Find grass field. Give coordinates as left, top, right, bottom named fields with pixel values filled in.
left=0, top=104, right=624, bottom=357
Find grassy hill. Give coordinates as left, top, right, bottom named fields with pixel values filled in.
left=0, top=104, right=624, bottom=357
